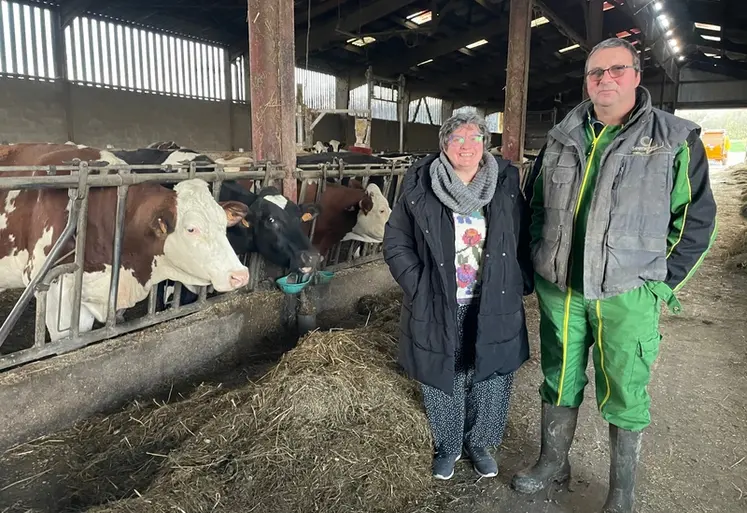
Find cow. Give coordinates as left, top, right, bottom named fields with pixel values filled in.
left=0, top=143, right=250, bottom=341
left=299, top=181, right=391, bottom=258
left=107, top=146, right=323, bottom=309
left=161, top=181, right=324, bottom=308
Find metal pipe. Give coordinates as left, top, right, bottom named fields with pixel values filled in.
left=105, top=183, right=129, bottom=328
left=34, top=290, right=48, bottom=348
left=398, top=74, right=406, bottom=153
left=69, top=163, right=91, bottom=338
left=0, top=169, right=286, bottom=190
left=0, top=198, right=81, bottom=348
left=0, top=291, right=242, bottom=372
left=147, top=286, right=158, bottom=315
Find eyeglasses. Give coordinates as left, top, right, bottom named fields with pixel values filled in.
left=448, top=134, right=484, bottom=145
left=585, top=64, right=637, bottom=81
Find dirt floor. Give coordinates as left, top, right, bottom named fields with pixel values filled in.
left=1, top=162, right=746, bottom=513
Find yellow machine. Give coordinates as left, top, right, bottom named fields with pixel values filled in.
left=702, top=129, right=731, bottom=165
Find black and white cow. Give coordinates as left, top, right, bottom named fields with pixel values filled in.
left=161, top=182, right=323, bottom=307
left=110, top=144, right=323, bottom=308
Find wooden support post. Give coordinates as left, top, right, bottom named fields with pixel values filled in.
left=502, top=0, right=532, bottom=164
left=51, top=7, right=73, bottom=142
left=583, top=0, right=604, bottom=100
left=224, top=50, right=234, bottom=150
left=247, top=0, right=297, bottom=201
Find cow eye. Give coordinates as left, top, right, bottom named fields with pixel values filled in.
left=268, top=216, right=276, bottom=223
left=187, top=226, right=198, bottom=234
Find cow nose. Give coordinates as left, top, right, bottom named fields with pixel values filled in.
left=229, top=268, right=250, bottom=289
left=300, top=250, right=322, bottom=268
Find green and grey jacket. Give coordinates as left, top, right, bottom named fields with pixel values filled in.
left=525, top=86, right=717, bottom=306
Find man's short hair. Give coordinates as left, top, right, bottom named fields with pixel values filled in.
left=585, top=37, right=641, bottom=73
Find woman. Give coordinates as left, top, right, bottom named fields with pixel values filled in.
left=383, top=112, right=533, bottom=480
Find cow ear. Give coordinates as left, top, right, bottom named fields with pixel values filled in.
left=151, top=209, right=175, bottom=239
left=299, top=203, right=321, bottom=222
left=358, top=194, right=374, bottom=214
left=220, top=200, right=249, bottom=227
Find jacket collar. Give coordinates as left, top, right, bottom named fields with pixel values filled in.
left=551, top=86, right=653, bottom=146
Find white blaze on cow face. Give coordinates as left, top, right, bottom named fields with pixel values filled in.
left=263, top=194, right=288, bottom=210
left=159, top=179, right=249, bottom=292
left=162, top=150, right=203, bottom=168
left=350, top=184, right=391, bottom=242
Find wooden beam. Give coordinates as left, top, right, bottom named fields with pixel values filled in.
left=503, top=0, right=533, bottom=163
left=248, top=0, right=297, bottom=201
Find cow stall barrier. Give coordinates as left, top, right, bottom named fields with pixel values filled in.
left=0, top=161, right=286, bottom=371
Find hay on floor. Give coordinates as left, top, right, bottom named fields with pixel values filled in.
left=30, top=291, right=444, bottom=513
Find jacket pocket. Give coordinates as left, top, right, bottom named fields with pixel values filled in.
left=477, top=308, right=524, bottom=345
left=546, top=166, right=576, bottom=211
left=532, top=224, right=561, bottom=284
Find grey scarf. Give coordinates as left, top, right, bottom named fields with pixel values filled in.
left=429, top=151, right=499, bottom=215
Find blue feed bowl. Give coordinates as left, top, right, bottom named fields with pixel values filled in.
left=314, top=270, right=335, bottom=285
left=275, top=273, right=312, bottom=294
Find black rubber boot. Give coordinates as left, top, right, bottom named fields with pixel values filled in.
left=601, top=425, right=643, bottom=513
left=511, top=402, right=579, bottom=494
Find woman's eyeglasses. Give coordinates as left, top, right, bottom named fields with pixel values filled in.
left=448, top=134, right=484, bottom=145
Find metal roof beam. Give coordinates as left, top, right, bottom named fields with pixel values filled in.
left=295, top=0, right=419, bottom=54
left=371, top=18, right=510, bottom=77
left=60, top=0, right=96, bottom=28
left=614, top=0, right=679, bottom=82
left=294, top=0, right=351, bottom=26
left=535, top=0, right=590, bottom=52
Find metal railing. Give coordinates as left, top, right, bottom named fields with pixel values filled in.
left=0, top=160, right=286, bottom=371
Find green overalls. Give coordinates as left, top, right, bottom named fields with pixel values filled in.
left=531, top=116, right=703, bottom=431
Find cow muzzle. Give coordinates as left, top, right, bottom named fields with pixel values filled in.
left=227, top=267, right=250, bottom=290
left=298, top=250, right=323, bottom=273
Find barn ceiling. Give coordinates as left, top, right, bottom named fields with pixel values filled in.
left=54, top=0, right=747, bottom=111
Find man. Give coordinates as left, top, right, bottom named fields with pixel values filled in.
left=511, top=37, right=717, bottom=512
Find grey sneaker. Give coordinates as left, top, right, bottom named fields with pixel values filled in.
left=468, top=447, right=498, bottom=478
left=432, top=452, right=461, bottom=480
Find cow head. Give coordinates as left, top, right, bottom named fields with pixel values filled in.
left=223, top=184, right=323, bottom=274
left=153, top=179, right=250, bottom=292
left=350, top=183, right=392, bottom=242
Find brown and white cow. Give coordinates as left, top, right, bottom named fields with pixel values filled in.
left=299, top=181, right=391, bottom=257
left=0, top=143, right=250, bottom=341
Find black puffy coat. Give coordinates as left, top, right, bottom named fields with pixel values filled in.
left=383, top=154, right=534, bottom=395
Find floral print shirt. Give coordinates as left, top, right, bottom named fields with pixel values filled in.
left=454, top=209, right=487, bottom=305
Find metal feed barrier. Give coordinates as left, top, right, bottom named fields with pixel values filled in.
left=0, top=157, right=409, bottom=371
left=0, top=160, right=285, bottom=371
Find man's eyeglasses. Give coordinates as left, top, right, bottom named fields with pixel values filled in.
left=585, top=64, right=637, bottom=81
left=448, top=134, right=484, bottom=145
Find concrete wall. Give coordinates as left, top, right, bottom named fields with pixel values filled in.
left=0, top=77, right=245, bottom=150
left=0, top=262, right=397, bottom=450
left=0, top=77, right=68, bottom=143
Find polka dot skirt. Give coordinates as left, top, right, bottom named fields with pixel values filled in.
left=420, top=303, right=515, bottom=456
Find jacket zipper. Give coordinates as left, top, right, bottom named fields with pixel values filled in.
left=566, top=125, right=608, bottom=286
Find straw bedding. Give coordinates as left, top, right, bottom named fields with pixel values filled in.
left=28, top=291, right=447, bottom=513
